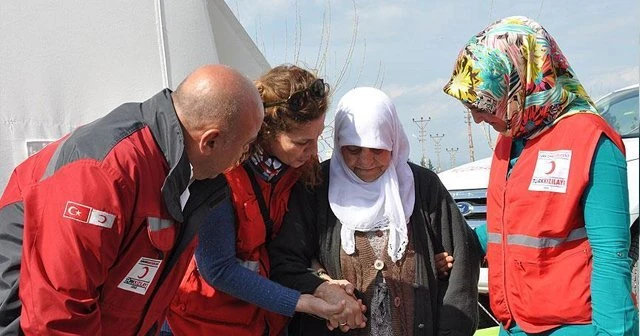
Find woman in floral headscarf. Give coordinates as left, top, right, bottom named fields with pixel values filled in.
left=444, top=16, right=638, bottom=335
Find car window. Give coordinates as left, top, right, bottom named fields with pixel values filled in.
left=597, top=89, right=639, bottom=138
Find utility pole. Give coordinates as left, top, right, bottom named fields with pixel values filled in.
left=445, top=147, right=459, bottom=169
left=464, top=109, right=476, bottom=162
left=430, top=133, right=445, bottom=172
left=412, top=116, right=431, bottom=168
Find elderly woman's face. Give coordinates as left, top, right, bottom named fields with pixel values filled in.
left=341, top=146, right=392, bottom=182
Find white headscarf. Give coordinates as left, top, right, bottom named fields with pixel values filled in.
left=329, top=87, right=415, bottom=262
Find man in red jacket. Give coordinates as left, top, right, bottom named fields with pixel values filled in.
left=0, top=65, right=263, bottom=335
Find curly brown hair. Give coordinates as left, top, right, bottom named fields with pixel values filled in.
left=251, top=64, right=329, bottom=186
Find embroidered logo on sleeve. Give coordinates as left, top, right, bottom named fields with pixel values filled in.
left=63, top=201, right=116, bottom=228
left=528, top=150, right=572, bottom=193
left=117, top=257, right=162, bottom=295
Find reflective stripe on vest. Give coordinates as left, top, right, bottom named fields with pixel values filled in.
left=148, top=217, right=174, bottom=231
left=487, top=227, right=587, bottom=248
left=147, top=217, right=176, bottom=252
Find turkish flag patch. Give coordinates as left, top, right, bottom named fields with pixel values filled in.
left=63, top=201, right=115, bottom=228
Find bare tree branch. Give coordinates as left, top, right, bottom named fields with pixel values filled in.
left=378, top=63, right=386, bottom=89
left=374, top=60, right=386, bottom=89
left=315, top=0, right=330, bottom=72
left=284, top=20, right=288, bottom=63
left=353, top=37, right=366, bottom=88
left=332, top=0, right=359, bottom=93
left=293, top=0, right=303, bottom=64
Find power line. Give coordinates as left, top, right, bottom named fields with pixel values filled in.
left=412, top=116, right=431, bottom=167
left=445, top=147, right=459, bottom=169
left=430, top=133, right=445, bottom=172
left=464, top=109, right=476, bottom=162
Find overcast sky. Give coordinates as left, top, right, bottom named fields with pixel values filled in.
left=225, top=0, right=639, bottom=170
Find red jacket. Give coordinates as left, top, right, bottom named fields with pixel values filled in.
left=0, top=90, right=228, bottom=335
left=167, top=164, right=300, bottom=336
left=486, top=113, right=624, bottom=333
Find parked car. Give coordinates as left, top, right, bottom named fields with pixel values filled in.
left=438, top=84, right=639, bottom=327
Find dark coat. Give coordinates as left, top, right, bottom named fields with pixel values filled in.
left=268, top=161, right=481, bottom=336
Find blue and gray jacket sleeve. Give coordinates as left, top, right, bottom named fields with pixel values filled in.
left=195, top=197, right=300, bottom=317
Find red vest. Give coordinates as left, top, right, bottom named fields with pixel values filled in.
left=486, top=113, right=624, bottom=333
left=167, top=165, right=300, bottom=336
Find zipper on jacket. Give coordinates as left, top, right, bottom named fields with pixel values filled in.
left=501, top=176, right=514, bottom=321
left=267, top=179, right=277, bottom=239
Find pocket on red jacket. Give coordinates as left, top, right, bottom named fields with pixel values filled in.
left=508, top=246, right=592, bottom=325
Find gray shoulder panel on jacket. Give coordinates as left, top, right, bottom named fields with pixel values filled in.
left=42, top=103, right=146, bottom=180
left=0, top=201, right=25, bottom=334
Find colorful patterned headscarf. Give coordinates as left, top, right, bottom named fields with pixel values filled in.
left=443, top=16, right=597, bottom=139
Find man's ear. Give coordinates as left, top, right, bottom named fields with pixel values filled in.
left=199, top=128, right=221, bottom=154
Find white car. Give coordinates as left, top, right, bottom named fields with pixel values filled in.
left=438, top=84, right=639, bottom=326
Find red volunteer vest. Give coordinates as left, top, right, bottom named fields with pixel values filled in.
left=167, top=165, right=300, bottom=336
left=486, top=113, right=624, bottom=333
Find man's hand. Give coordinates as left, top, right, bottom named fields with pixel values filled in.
left=314, top=282, right=367, bottom=331
left=435, top=251, right=454, bottom=278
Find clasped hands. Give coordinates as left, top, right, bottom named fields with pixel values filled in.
left=297, top=280, right=367, bottom=333
left=296, top=251, right=453, bottom=332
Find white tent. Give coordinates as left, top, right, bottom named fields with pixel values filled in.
left=0, top=0, right=270, bottom=189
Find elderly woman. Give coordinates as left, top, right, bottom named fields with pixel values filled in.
left=269, top=87, right=480, bottom=336
left=444, top=16, right=638, bottom=335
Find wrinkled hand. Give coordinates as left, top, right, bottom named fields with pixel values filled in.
left=314, top=282, right=367, bottom=331
left=326, top=297, right=367, bottom=333
left=295, top=294, right=345, bottom=320
left=435, top=251, right=454, bottom=278
left=325, top=280, right=367, bottom=332
left=326, top=278, right=352, bottom=289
